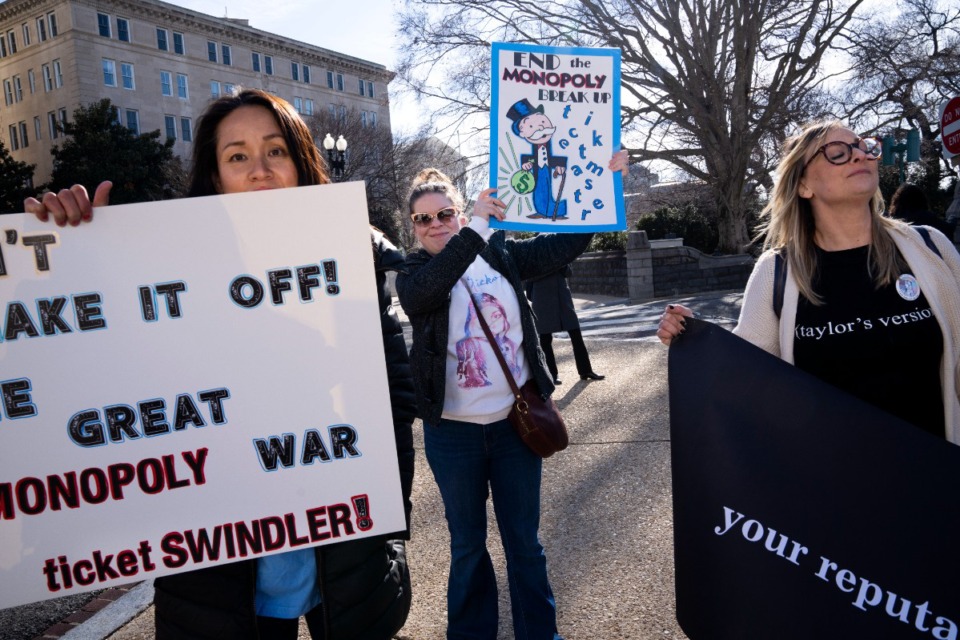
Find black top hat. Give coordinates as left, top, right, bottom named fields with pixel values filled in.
left=506, top=98, right=545, bottom=137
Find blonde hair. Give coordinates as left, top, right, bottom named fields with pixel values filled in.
left=407, top=168, right=465, bottom=214
left=757, top=119, right=904, bottom=304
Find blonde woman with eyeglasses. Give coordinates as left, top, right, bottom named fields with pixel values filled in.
left=658, top=120, right=960, bottom=443
left=397, top=155, right=625, bottom=640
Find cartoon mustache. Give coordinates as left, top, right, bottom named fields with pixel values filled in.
left=526, top=127, right=556, bottom=141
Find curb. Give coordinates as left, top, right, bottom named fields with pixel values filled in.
left=33, top=581, right=153, bottom=640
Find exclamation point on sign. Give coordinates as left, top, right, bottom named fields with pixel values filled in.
left=351, top=494, right=373, bottom=531
left=322, top=259, right=340, bottom=295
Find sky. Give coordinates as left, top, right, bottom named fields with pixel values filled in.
left=172, top=0, right=420, bottom=131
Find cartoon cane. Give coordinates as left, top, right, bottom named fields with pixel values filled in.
left=551, top=170, right=567, bottom=221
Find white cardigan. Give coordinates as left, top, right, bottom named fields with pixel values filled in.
left=733, top=224, right=960, bottom=444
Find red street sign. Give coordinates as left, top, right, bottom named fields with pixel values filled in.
left=942, top=96, right=960, bottom=155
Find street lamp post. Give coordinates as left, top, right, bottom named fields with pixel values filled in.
left=323, top=133, right=348, bottom=182
left=881, top=128, right=920, bottom=184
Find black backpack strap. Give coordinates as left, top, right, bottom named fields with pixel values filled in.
left=773, top=249, right=787, bottom=320
left=915, top=226, right=943, bottom=259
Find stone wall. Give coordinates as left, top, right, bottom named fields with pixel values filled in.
left=650, top=244, right=754, bottom=298
left=568, top=231, right=754, bottom=301
left=567, top=250, right=628, bottom=297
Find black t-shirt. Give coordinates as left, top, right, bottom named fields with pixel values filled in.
left=793, top=245, right=944, bottom=438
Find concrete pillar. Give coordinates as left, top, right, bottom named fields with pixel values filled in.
left=626, top=230, right=654, bottom=302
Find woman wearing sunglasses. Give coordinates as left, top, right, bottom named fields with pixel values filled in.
left=397, top=156, right=625, bottom=640
left=658, top=119, right=960, bottom=442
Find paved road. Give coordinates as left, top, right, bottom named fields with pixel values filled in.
left=11, top=291, right=744, bottom=640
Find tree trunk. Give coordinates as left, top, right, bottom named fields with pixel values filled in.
left=716, top=202, right=751, bottom=255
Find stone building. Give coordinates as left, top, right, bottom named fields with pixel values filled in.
left=0, top=0, right=393, bottom=184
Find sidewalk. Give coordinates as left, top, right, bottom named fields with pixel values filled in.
left=63, top=291, right=736, bottom=639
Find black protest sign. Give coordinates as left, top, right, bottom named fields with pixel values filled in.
left=668, top=319, right=959, bottom=639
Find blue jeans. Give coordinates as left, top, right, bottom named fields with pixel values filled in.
left=424, top=417, right=561, bottom=640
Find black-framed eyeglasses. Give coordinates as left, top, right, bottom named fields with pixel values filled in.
left=804, top=137, right=882, bottom=170
left=411, top=207, right=458, bottom=226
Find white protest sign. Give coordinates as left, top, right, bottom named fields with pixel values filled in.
left=490, top=42, right=625, bottom=232
left=0, top=183, right=406, bottom=609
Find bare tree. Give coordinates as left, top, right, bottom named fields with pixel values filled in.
left=398, top=0, right=865, bottom=253
left=838, top=0, right=960, bottom=207
left=307, top=107, right=471, bottom=249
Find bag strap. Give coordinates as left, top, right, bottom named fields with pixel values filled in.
left=916, top=226, right=943, bottom=259
left=460, top=278, right=523, bottom=400
left=773, top=249, right=787, bottom=320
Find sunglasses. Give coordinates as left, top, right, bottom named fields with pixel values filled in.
left=411, top=207, right=458, bottom=226
left=803, top=137, right=882, bottom=170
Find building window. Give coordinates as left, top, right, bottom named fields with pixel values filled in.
left=264, top=55, right=273, bottom=75
left=103, top=59, right=117, bottom=86
left=252, top=52, right=261, bottom=72
left=359, top=78, right=364, bottom=96
left=303, top=65, right=311, bottom=84
left=3, top=80, right=12, bottom=106
left=326, top=71, right=333, bottom=89
left=42, top=64, right=52, bottom=91
left=0, top=37, right=6, bottom=58
left=48, top=111, right=58, bottom=139
left=34, top=115, right=41, bottom=141
left=370, top=112, right=377, bottom=127
left=328, top=104, right=336, bottom=119
left=164, top=115, right=176, bottom=140
left=336, top=73, right=344, bottom=91
left=181, top=117, right=192, bottom=142
left=207, top=41, right=217, bottom=62
left=53, top=60, right=62, bottom=88
left=339, top=105, right=346, bottom=123
left=223, top=82, right=235, bottom=95
left=19, top=121, right=28, bottom=148
left=161, top=71, right=172, bottom=96
left=9, top=125, right=19, bottom=151
left=22, top=23, right=31, bottom=47
left=173, top=32, right=184, bottom=55
left=58, top=108, right=67, bottom=127
left=97, top=13, right=111, bottom=38
left=13, top=75, right=22, bottom=102
left=125, top=109, right=139, bottom=135
left=7, top=31, right=17, bottom=54
left=156, top=28, right=168, bottom=51
left=177, top=73, right=188, bottom=99
left=221, top=44, right=231, bottom=66
left=304, top=99, right=314, bottom=116
left=291, top=62, right=299, bottom=82
left=293, top=96, right=302, bottom=113
left=36, top=17, right=47, bottom=42
left=27, top=69, right=35, bottom=94
left=117, top=18, right=130, bottom=42
left=367, top=81, right=375, bottom=98
left=361, top=111, right=367, bottom=127
left=121, top=63, right=135, bottom=90
left=210, top=81, right=219, bottom=98
left=48, top=12, right=58, bottom=37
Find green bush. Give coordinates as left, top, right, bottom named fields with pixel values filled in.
left=636, top=203, right=719, bottom=254
left=510, top=230, right=626, bottom=252
left=586, top=231, right=627, bottom=252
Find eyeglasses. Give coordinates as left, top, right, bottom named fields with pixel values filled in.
left=411, top=207, right=458, bottom=226
left=804, top=137, right=882, bottom=170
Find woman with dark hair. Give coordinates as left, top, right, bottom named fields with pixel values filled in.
left=658, top=120, right=960, bottom=442
left=25, top=89, right=416, bottom=640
